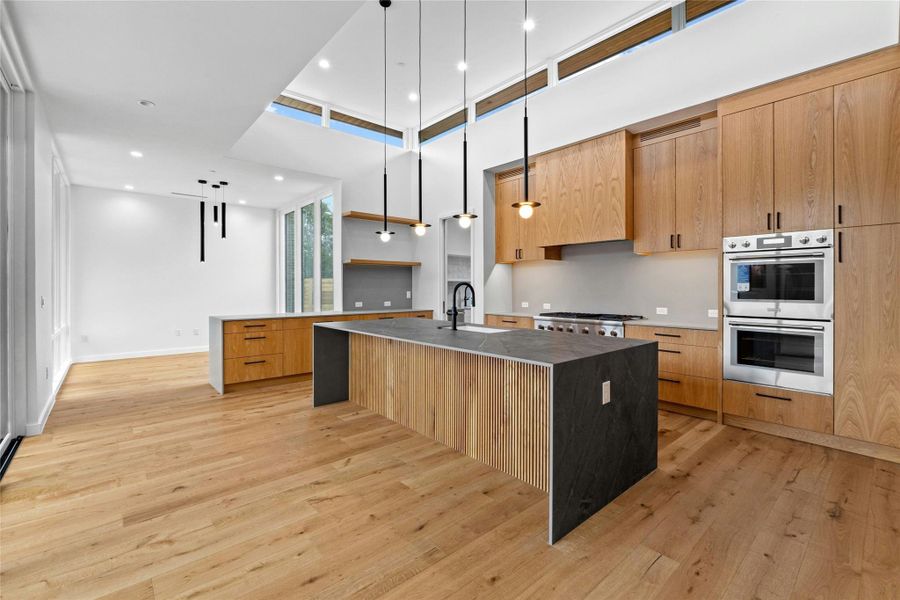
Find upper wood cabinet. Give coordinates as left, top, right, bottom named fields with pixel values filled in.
left=835, top=223, right=900, bottom=449
left=634, top=128, right=719, bottom=254
left=774, top=88, right=834, bottom=232
left=537, top=130, right=632, bottom=247
left=835, top=68, right=900, bottom=228
left=722, top=105, right=774, bottom=237
left=494, top=167, right=560, bottom=264
left=634, top=139, right=675, bottom=253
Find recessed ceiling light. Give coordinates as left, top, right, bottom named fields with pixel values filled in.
left=238, top=199, right=247, bottom=205
left=130, top=150, right=143, bottom=158
left=274, top=175, right=284, bottom=182
left=457, top=61, right=467, bottom=71
left=523, top=18, right=535, bottom=31
left=138, top=99, right=156, bottom=108
left=318, top=58, right=330, bottom=69
left=124, top=184, right=134, bottom=190
left=408, top=92, right=418, bottom=102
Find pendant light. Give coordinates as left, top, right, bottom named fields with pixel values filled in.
left=211, top=184, right=220, bottom=227
left=376, top=0, right=394, bottom=243
left=219, top=181, right=228, bottom=238
left=452, top=0, right=476, bottom=229
left=511, top=0, right=540, bottom=220
left=198, top=179, right=207, bottom=262
left=409, top=0, right=430, bottom=237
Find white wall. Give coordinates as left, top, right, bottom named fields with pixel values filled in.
left=409, top=0, right=899, bottom=320
left=70, top=185, right=277, bottom=361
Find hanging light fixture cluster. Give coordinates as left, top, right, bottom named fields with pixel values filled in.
left=409, top=0, right=430, bottom=237
left=511, top=0, right=540, bottom=220
left=453, top=0, right=477, bottom=229
left=376, top=0, right=395, bottom=243
left=197, top=178, right=229, bottom=262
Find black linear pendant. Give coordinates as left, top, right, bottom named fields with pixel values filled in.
left=198, top=179, right=207, bottom=262
left=219, top=181, right=228, bottom=239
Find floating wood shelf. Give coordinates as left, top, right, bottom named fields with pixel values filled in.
left=342, top=211, right=421, bottom=226
left=343, top=259, right=421, bottom=267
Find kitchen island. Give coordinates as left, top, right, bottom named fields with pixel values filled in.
left=314, top=318, right=658, bottom=543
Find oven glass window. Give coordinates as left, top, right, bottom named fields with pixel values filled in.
left=735, top=263, right=817, bottom=301
left=735, top=330, right=816, bottom=373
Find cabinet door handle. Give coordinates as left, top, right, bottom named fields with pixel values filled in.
left=670, top=234, right=675, bottom=249
left=501, top=319, right=518, bottom=324
left=244, top=360, right=266, bottom=365
left=244, top=336, right=267, bottom=340
left=838, top=230, right=843, bottom=263
left=654, top=333, right=681, bottom=338
left=658, top=349, right=682, bottom=354
left=755, top=392, right=792, bottom=402
left=676, top=233, right=681, bottom=249
left=776, top=212, right=781, bottom=230
left=244, top=324, right=266, bottom=328
left=837, top=204, right=843, bottom=225
left=658, top=377, right=681, bottom=384
left=767, top=212, right=772, bottom=230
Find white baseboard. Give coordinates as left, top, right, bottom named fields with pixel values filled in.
left=25, top=360, right=71, bottom=436
left=72, top=345, right=209, bottom=364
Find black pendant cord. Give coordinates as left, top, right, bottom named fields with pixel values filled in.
left=523, top=0, right=529, bottom=203
left=417, top=0, right=423, bottom=225
left=377, top=0, right=393, bottom=239
left=462, top=0, right=467, bottom=215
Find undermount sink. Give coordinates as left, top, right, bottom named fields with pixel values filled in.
left=439, top=325, right=509, bottom=334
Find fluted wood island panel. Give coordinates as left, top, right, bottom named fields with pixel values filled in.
left=350, top=334, right=549, bottom=491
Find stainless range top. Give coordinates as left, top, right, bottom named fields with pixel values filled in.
left=533, top=312, right=644, bottom=337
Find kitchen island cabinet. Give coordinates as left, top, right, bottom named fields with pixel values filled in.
left=313, top=317, right=658, bottom=543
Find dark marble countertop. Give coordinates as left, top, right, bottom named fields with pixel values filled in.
left=317, top=318, right=654, bottom=367
left=210, top=308, right=431, bottom=322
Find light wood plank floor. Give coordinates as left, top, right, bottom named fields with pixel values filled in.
left=1, top=353, right=898, bottom=599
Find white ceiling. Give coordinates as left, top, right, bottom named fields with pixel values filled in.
left=287, top=0, right=661, bottom=129
left=6, top=0, right=362, bottom=207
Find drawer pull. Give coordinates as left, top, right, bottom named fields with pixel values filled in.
left=755, top=392, right=792, bottom=402
left=658, top=349, right=682, bottom=354
left=658, top=377, right=681, bottom=384
left=379, top=316, right=393, bottom=320
left=244, top=360, right=266, bottom=366
left=654, top=333, right=681, bottom=338
left=244, top=336, right=267, bottom=340
left=243, top=324, right=266, bottom=328
left=501, top=319, right=518, bottom=324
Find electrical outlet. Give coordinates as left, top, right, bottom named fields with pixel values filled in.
left=708, top=309, right=718, bottom=318
left=542, top=303, right=551, bottom=310
left=175, top=329, right=182, bottom=337
left=521, top=301, right=529, bottom=309
left=656, top=307, right=668, bottom=315
left=384, top=301, right=391, bottom=307
left=406, top=291, right=411, bottom=299
left=40, top=296, right=45, bottom=309
left=193, top=328, right=200, bottom=336
left=602, top=381, right=611, bottom=405
left=45, top=366, right=50, bottom=380
left=81, top=335, right=88, bottom=343
left=355, top=301, right=363, bottom=308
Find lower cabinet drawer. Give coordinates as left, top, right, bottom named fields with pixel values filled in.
left=657, top=372, right=719, bottom=411
left=224, top=354, right=284, bottom=384
left=657, top=343, right=719, bottom=379
left=723, top=380, right=834, bottom=434
left=223, top=319, right=282, bottom=334
left=223, top=331, right=283, bottom=359
left=485, top=314, right=534, bottom=329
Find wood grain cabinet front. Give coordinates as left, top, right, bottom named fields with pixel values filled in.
left=283, top=327, right=313, bottom=376
left=658, top=373, right=718, bottom=411
left=723, top=380, right=834, bottom=434
left=223, top=319, right=282, bottom=334
left=484, top=314, right=534, bottom=329
left=722, top=104, right=774, bottom=237
left=223, top=331, right=283, bottom=359
left=223, top=354, right=284, bottom=384
left=495, top=167, right=561, bottom=263
left=624, top=324, right=718, bottom=348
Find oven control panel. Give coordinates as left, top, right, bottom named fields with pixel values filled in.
left=723, top=229, right=833, bottom=253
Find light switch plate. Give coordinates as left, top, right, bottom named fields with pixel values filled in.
left=406, top=291, right=411, bottom=299
left=175, top=329, right=182, bottom=336
left=542, top=303, right=551, bottom=310
left=602, top=381, right=611, bottom=405
left=193, top=328, right=200, bottom=336
left=708, top=309, right=718, bottom=318
left=355, top=301, right=363, bottom=308
left=521, top=301, right=529, bottom=308
left=384, top=301, right=391, bottom=307
left=656, top=307, right=668, bottom=315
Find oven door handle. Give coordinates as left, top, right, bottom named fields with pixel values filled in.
left=727, top=322, right=826, bottom=333
left=728, top=252, right=826, bottom=263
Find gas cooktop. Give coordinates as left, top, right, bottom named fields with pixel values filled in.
left=538, top=312, right=645, bottom=322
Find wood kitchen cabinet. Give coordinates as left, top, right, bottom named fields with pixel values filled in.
left=495, top=167, right=560, bottom=263
left=834, top=224, right=900, bottom=449
left=722, top=104, right=774, bottom=236
left=537, top=130, right=633, bottom=247
left=834, top=68, right=900, bottom=228
left=633, top=127, right=719, bottom=253
left=282, top=320, right=313, bottom=376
